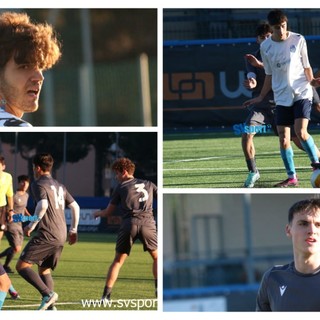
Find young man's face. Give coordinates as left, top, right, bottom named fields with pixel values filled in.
left=286, top=210, right=320, bottom=256
left=257, top=32, right=271, bottom=45
left=0, top=56, right=44, bottom=118
left=271, top=21, right=288, bottom=41
left=18, top=180, right=29, bottom=192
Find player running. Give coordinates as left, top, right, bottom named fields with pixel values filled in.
left=93, top=157, right=158, bottom=300
left=242, top=22, right=320, bottom=187
left=242, top=23, right=274, bottom=187
left=16, top=153, right=80, bottom=310
left=0, top=175, right=31, bottom=274
left=257, top=198, right=320, bottom=311
left=244, top=9, right=320, bottom=187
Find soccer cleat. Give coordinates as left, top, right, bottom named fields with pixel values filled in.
left=244, top=171, right=260, bottom=188
left=9, top=290, right=20, bottom=300
left=46, top=304, right=57, bottom=311
left=273, top=178, right=298, bottom=188
left=4, top=265, right=14, bottom=274
left=311, top=162, right=320, bottom=170
left=38, top=292, right=58, bottom=311
left=101, top=295, right=110, bottom=301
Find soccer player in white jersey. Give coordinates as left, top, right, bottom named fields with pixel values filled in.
left=0, top=12, right=61, bottom=127
left=244, top=9, right=320, bottom=187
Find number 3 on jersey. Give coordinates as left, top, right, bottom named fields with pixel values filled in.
left=135, top=183, right=149, bottom=202
left=51, top=185, right=65, bottom=209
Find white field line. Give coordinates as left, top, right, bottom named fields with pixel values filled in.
left=163, top=166, right=312, bottom=171
left=163, top=151, right=280, bottom=164
left=2, top=301, right=79, bottom=309
left=2, top=298, right=158, bottom=309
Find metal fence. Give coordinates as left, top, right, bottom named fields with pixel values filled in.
left=24, top=56, right=157, bottom=126
left=164, top=9, right=320, bottom=41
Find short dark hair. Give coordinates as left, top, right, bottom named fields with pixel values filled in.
left=0, top=155, right=5, bottom=166
left=288, top=198, right=320, bottom=224
left=267, top=9, right=288, bottom=26
left=255, top=23, right=272, bottom=37
left=33, top=153, right=54, bottom=172
left=112, top=157, right=135, bottom=175
left=17, top=175, right=30, bottom=183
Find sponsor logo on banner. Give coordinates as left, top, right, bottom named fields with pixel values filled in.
left=65, top=208, right=100, bottom=226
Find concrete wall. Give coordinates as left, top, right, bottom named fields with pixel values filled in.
left=164, top=193, right=317, bottom=269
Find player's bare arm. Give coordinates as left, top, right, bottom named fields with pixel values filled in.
left=93, top=203, right=117, bottom=219
left=243, top=74, right=272, bottom=107
left=243, top=78, right=257, bottom=89
left=68, top=232, right=78, bottom=245
left=7, top=196, right=13, bottom=214
left=6, top=208, right=14, bottom=223
left=245, top=54, right=264, bottom=69
left=304, top=67, right=320, bottom=87
left=23, top=224, right=32, bottom=237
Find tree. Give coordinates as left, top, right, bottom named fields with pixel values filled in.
left=0, top=132, right=91, bottom=180
left=0, top=132, right=157, bottom=196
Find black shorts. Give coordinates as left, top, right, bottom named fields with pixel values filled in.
left=0, top=206, right=7, bottom=231
left=116, top=220, right=157, bottom=255
left=20, top=237, right=64, bottom=270
left=5, top=223, right=24, bottom=248
left=276, top=99, right=312, bottom=126
left=0, top=263, right=6, bottom=276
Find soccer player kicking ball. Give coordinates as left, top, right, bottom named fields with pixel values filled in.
left=257, top=198, right=320, bottom=311
left=93, top=157, right=158, bottom=301
left=244, top=9, right=320, bottom=187
left=16, top=153, right=80, bottom=310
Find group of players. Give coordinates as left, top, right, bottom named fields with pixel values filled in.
left=0, top=11, right=158, bottom=311
left=0, top=154, right=158, bottom=310
left=242, top=9, right=320, bottom=188
left=240, top=9, right=320, bottom=312
left=2, top=7, right=320, bottom=314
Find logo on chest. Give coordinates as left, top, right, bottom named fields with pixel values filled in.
left=279, top=285, right=287, bottom=296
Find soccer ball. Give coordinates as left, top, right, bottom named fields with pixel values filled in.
left=311, top=169, right=320, bottom=188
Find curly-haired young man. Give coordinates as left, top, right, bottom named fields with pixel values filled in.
left=0, top=12, right=61, bottom=126
left=94, top=157, right=158, bottom=300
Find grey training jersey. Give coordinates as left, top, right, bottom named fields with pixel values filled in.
left=111, top=178, right=157, bottom=222
left=14, top=191, right=29, bottom=214
left=7, top=191, right=29, bottom=231
left=31, top=174, right=75, bottom=245
left=256, top=262, right=320, bottom=311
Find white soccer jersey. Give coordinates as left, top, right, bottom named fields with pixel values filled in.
left=260, top=31, right=312, bottom=106
left=0, top=107, right=32, bottom=127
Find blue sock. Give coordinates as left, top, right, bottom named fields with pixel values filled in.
left=0, top=291, right=7, bottom=310
left=300, top=136, right=319, bottom=163
left=280, top=147, right=296, bottom=177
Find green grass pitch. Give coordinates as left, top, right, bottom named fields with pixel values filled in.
left=163, top=130, right=320, bottom=188
left=1, top=233, right=157, bottom=311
